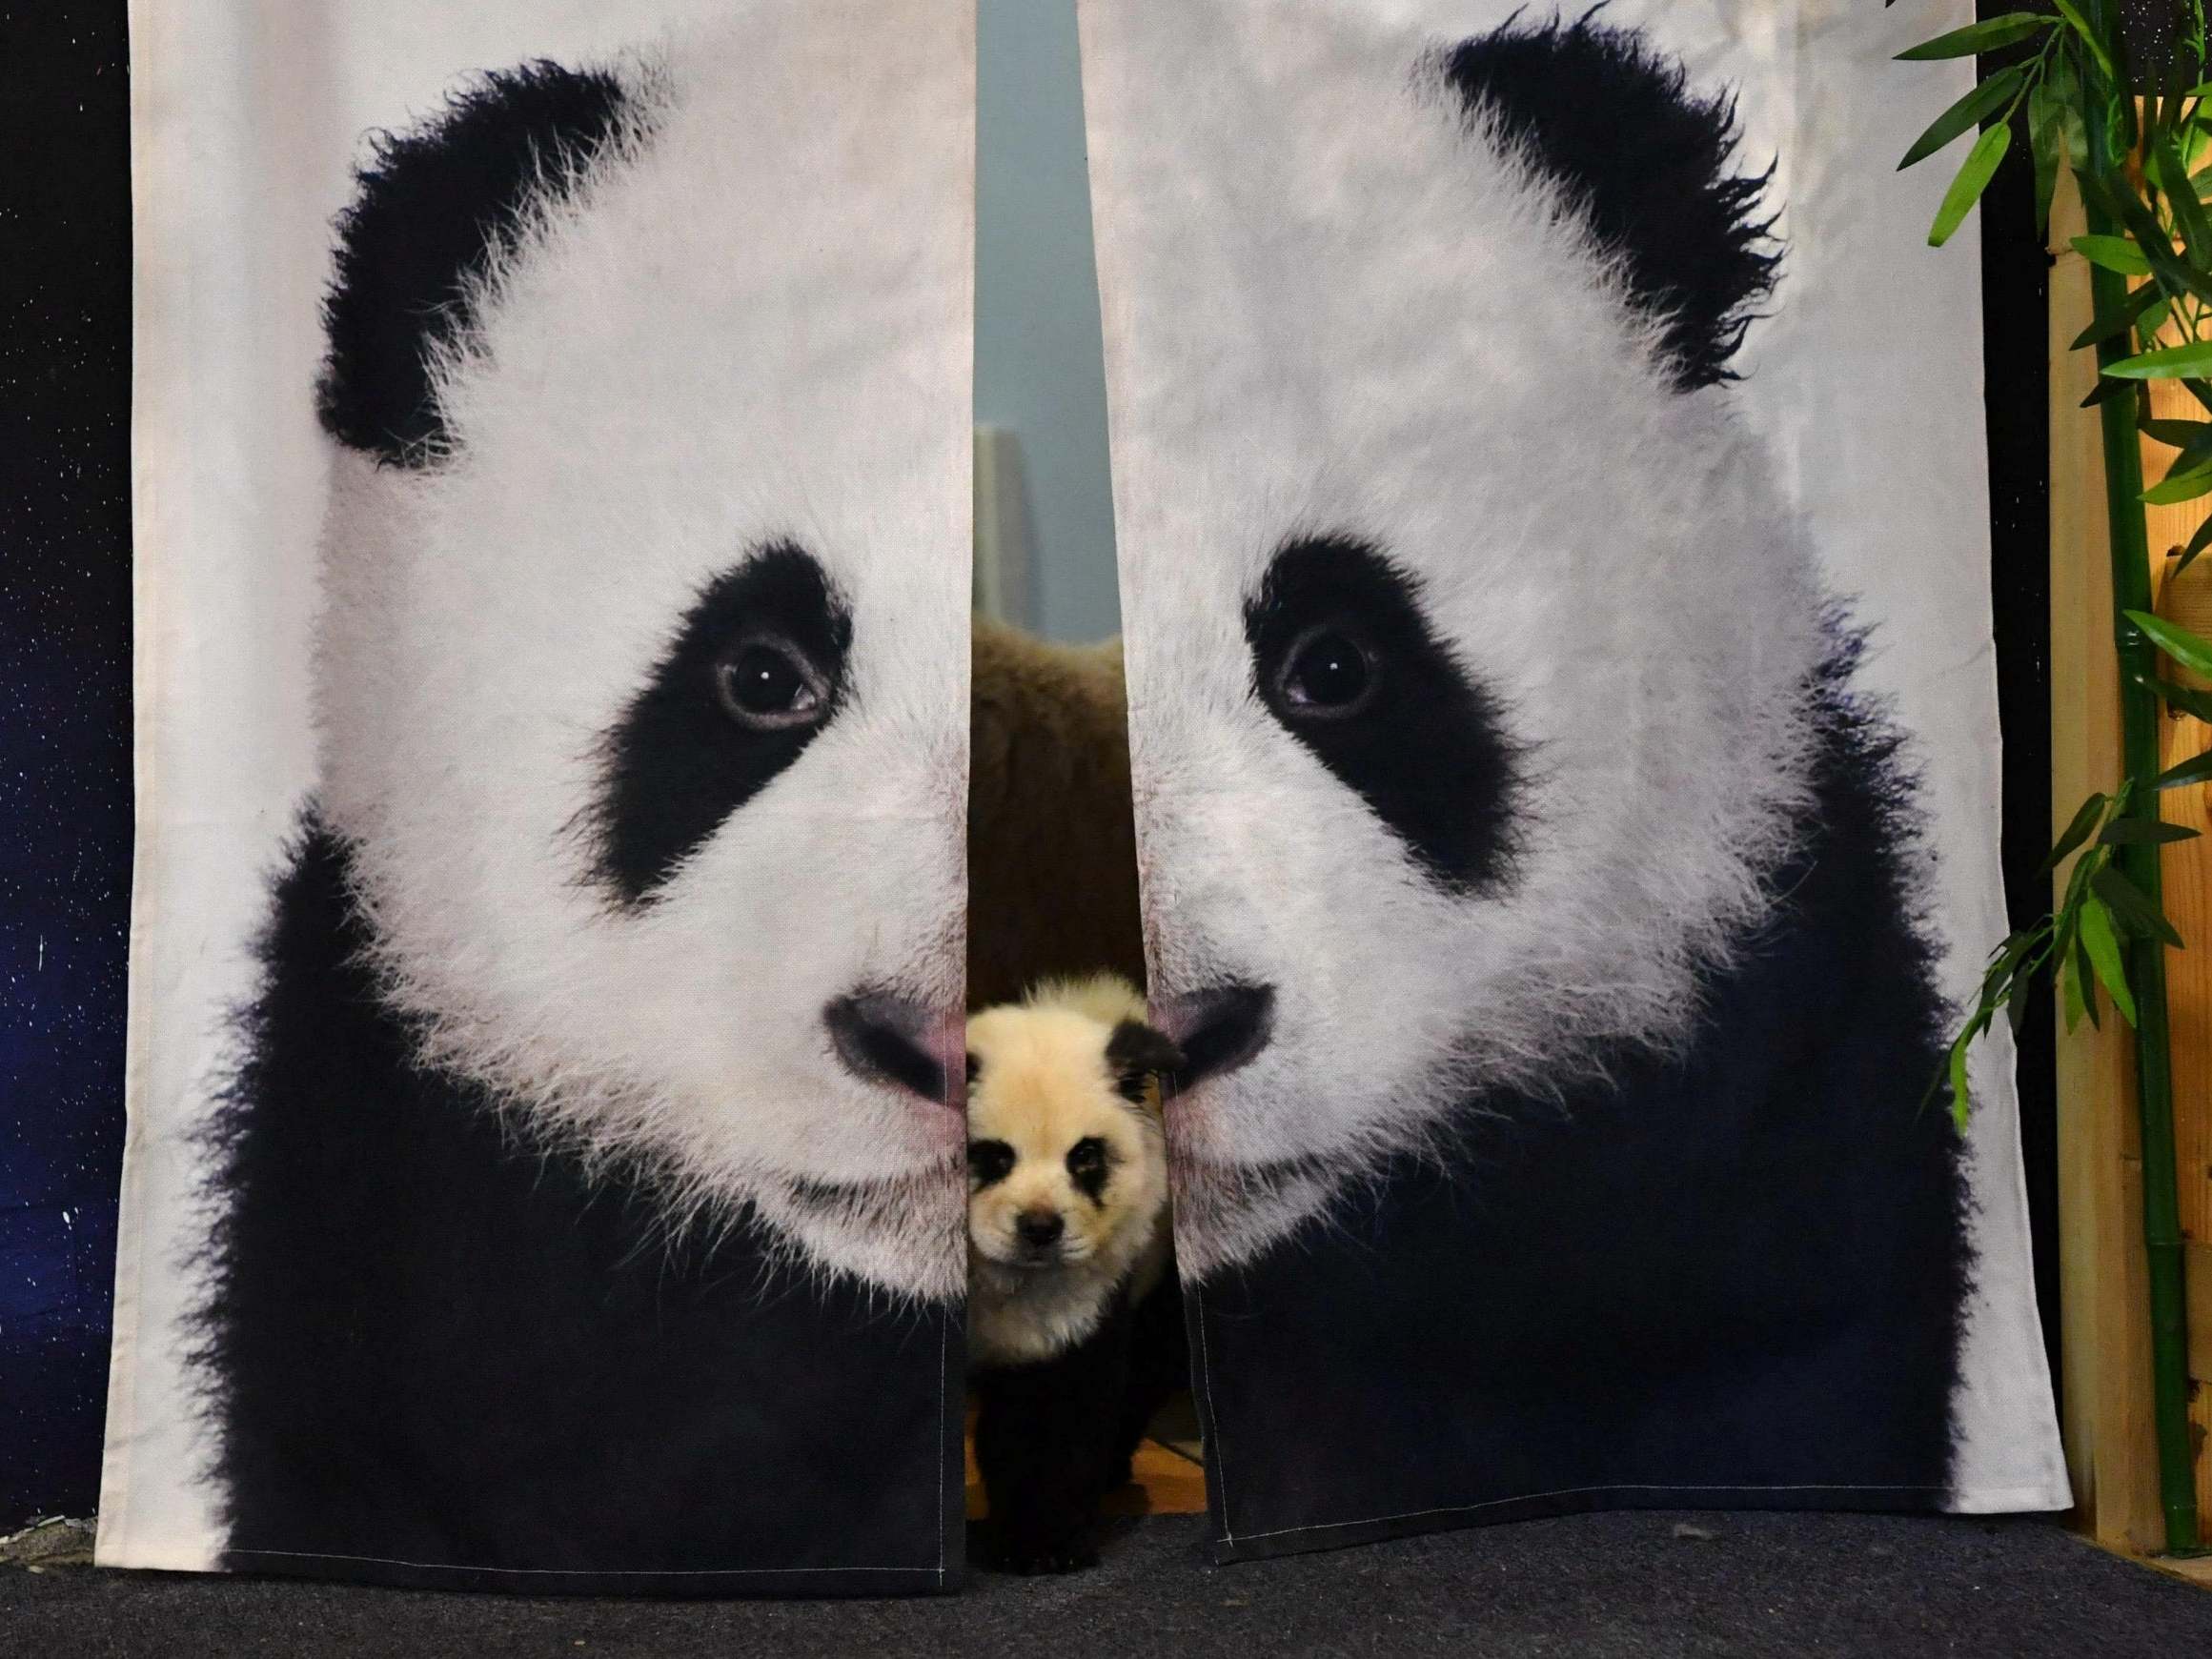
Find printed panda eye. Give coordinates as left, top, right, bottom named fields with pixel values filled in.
left=715, top=635, right=829, bottom=730
left=1278, top=624, right=1375, bottom=716
left=594, top=544, right=851, bottom=904
left=1245, top=537, right=1520, bottom=893
left=968, top=1140, right=1016, bottom=1187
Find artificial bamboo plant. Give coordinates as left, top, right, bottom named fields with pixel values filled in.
left=1896, top=0, right=2209, bottom=1554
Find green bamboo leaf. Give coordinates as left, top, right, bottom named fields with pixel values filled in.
left=2075, top=167, right=2212, bottom=305
left=2154, top=671, right=2212, bottom=719
left=1929, top=125, right=2011, bottom=248
left=2154, top=749, right=2212, bottom=790
left=2079, top=162, right=2187, bottom=262
left=2039, top=791, right=2110, bottom=878
left=1945, top=1042, right=1971, bottom=1129
left=1900, top=71, right=2023, bottom=170
left=2161, top=442, right=2212, bottom=483
left=2098, top=817, right=2201, bottom=844
left=2126, top=608, right=2212, bottom=676
left=2093, top=864, right=2183, bottom=947
left=1895, top=13, right=2054, bottom=59
left=2081, top=374, right=2134, bottom=408
left=2070, top=280, right=2162, bottom=351
left=2152, top=133, right=2212, bottom=269
left=2078, top=897, right=2138, bottom=1025
left=2142, top=469, right=2212, bottom=505
left=2104, top=340, right=2212, bottom=378
left=2050, top=52, right=2089, bottom=168
left=2050, top=0, right=2119, bottom=86
left=2030, top=80, right=2062, bottom=237
left=2067, top=937, right=2098, bottom=1030
left=2140, top=417, right=2212, bottom=447
left=2185, top=115, right=2212, bottom=175
left=2073, top=233, right=2153, bottom=274
left=2060, top=843, right=2103, bottom=920
left=1993, top=926, right=2040, bottom=978
left=2175, top=514, right=2212, bottom=578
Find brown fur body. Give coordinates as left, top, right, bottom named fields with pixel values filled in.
left=967, top=617, right=1147, bottom=1008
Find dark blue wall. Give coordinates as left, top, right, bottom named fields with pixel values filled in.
left=0, top=3, right=132, bottom=1530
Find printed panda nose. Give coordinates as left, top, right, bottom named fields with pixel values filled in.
left=1016, top=1210, right=1065, bottom=1248
left=1152, top=982, right=1276, bottom=1088
left=822, top=991, right=961, bottom=1109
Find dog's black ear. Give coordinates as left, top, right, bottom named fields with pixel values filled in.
left=1106, top=1020, right=1185, bottom=1104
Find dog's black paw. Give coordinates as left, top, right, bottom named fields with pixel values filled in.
left=1001, top=1541, right=1100, bottom=1576
left=981, top=1524, right=1100, bottom=1576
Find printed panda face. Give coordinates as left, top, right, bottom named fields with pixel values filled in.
left=307, top=14, right=975, bottom=1299
left=1093, top=12, right=1836, bottom=1274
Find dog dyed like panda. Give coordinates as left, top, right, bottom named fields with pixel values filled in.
left=197, top=7, right=972, bottom=1588
left=964, top=975, right=1185, bottom=1575
left=1085, top=8, right=1972, bottom=1541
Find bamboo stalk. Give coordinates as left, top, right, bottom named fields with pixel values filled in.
left=2080, top=12, right=2202, bottom=1549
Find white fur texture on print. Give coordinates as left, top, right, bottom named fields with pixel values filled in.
left=311, top=3, right=977, bottom=1301
left=1081, top=2, right=1835, bottom=1275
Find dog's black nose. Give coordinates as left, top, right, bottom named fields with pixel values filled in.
left=823, top=991, right=957, bottom=1104
left=1016, top=1210, right=1065, bottom=1248
left=1153, top=982, right=1275, bottom=1088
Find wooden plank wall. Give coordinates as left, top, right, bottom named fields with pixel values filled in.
left=2050, top=175, right=2211, bottom=1551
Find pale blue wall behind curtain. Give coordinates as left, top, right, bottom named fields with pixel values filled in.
left=977, top=0, right=1121, bottom=643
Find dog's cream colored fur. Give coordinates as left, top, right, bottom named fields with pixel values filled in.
left=313, top=2, right=977, bottom=1301
left=966, top=975, right=1169, bottom=1366
left=1080, top=0, right=1831, bottom=1273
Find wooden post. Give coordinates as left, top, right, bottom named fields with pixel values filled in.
left=2049, top=172, right=2167, bottom=1553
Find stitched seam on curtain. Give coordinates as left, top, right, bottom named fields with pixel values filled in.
left=1190, top=1285, right=1231, bottom=1543
left=1226, top=1483, right=1957, bottom=1545
left=936, top=1314, right=947, bottom=1586
left=224, top=1550, right=941, bottom=1575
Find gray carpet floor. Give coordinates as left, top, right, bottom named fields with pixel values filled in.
left=9, top=1511, right=2210, bottom=1658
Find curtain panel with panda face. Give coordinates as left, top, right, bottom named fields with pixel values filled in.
left=101, top=0, right=975, bottom=1592
left=1079, top=0, right=2070, bottom=1559
left=103, top=0, right=2071, bottom=1596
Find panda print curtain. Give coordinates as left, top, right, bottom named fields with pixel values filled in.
left=101, top=0, right=2067, bottom=1596
left=103, top=0, right=975, bottom=1592
left=1078, top=0, right=2069, bottom=1558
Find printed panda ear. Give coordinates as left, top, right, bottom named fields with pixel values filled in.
left=316, top=61, right=637, bottom=465
left=1445, top=13, right=1778, bottom=391
left=1106, top=1020, right=1187, bottom=1105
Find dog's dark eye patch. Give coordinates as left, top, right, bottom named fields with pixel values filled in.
left=1246, top=536, right=1519, bottom=893
left=968, top=1140, right=1015, bottom=1189
left=590, top=543, right=852, bottom=903
left=1065, top=1137, right=1109, bottom=1204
